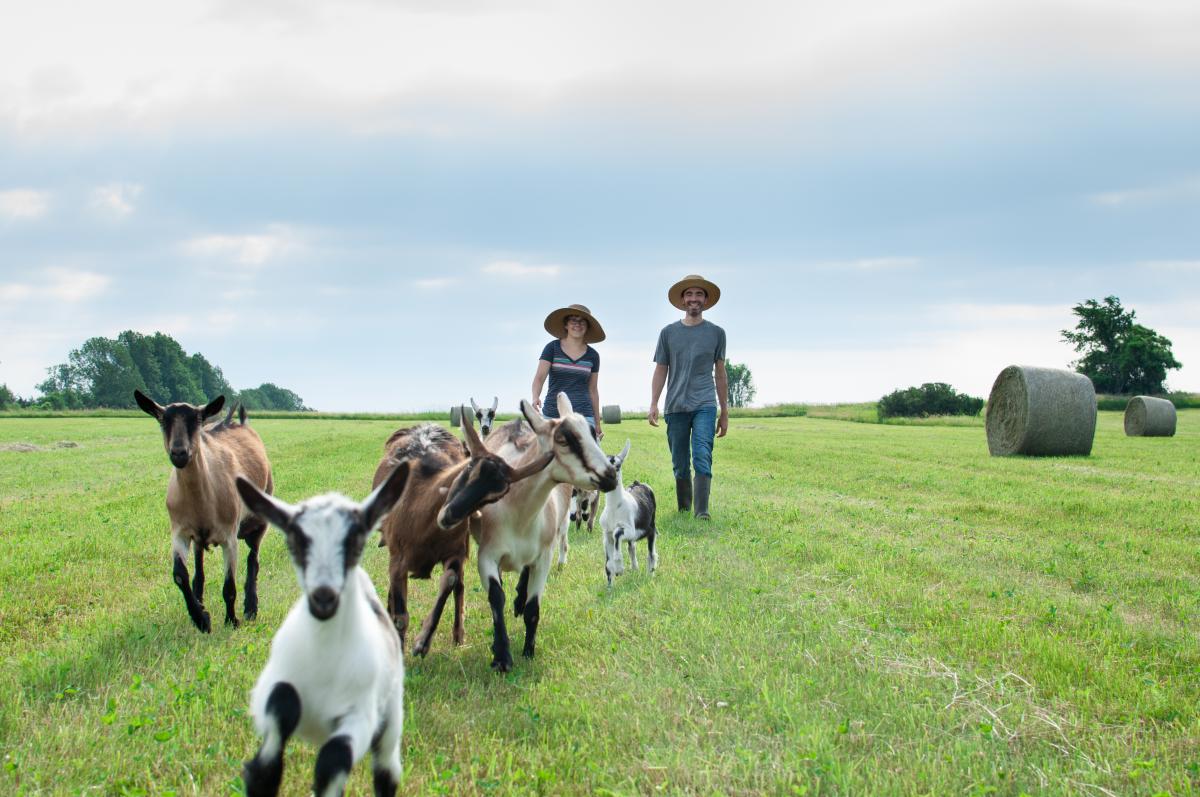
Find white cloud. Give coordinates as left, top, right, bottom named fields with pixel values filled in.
left=414, top=277, right=460, bottom=290
left=932, top=302, right=1071, bottom=324
left=0, top=189, right=50, bottom=220
left=0, top=268, right=109, bottom=305
left=90, top=182, right=143, bottom=217
left=182, top=225, right=304, bottom=266
left=822, top=257, right=921, bottom=272
left=1139, top=259, right=1200, bottom=273
left=482, top=260, right=561, bottom=279
left=1088, top=176, right=1200, bottom=207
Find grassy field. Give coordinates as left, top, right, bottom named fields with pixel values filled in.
left=1, top=411, right=1198, bottom=796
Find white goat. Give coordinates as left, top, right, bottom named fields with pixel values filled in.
left=598, top=440, right=658, bottom=587
left=135, top=390, right=273, bottom=632
left=441, top=394, right=616, bottom=672
left=236, top=463, right=410, bottom=797
left=470, top=396, right=499, bottom=437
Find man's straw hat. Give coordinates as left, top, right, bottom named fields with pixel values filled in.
left=668, top=274, right=721, bottom=311
left=543, top=303, right=606, bottom=343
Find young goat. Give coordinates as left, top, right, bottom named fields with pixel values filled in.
left=236, top=463, right=410, bottom=797
left=598, top=440, right=658, bottom=587
left=373, top=414, right=550, bottom=656
left=569, top=487, right=600, bottom=532
left=135, top=390, right=272, bottom=632
left=442, top=394, right=616, bottom=672
left=470, top=396, right=499, bottom=437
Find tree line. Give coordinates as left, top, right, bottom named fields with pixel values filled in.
left=1, top=331, right=308, bottom=411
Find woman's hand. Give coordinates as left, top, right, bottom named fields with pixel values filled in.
left=532, top=397, right=542, bottom=412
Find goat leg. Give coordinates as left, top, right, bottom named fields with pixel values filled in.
left=412, top=563, right=459, bottom=657
left=222, top=538, right=240, bottom=628
left=486, top=576, right=512, bottom=672
left=386, top=559, right=409, bottom=650
left=513, top=566, right=530, bottom=617
left=192, top=545, right=205, bottom=605
left=244, top=681, right=300, bottom=797
left=241, top=516, right=268, bottom=619
left=173, top=550, right=211, bottom=633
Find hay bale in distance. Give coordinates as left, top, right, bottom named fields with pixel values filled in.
left=985, top=365, right=1096, bottom=456
left=1124, top=395, right=1177, bottom=437
left=601, top=404, right=622, bottom=424
left=449, top=405, right=462, bottom=427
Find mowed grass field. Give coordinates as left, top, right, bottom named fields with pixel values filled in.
left=1, top=411, right=1198, bottom=796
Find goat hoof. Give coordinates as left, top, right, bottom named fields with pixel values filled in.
left=412, top=640, right=430, bottom=658
left=490, top=657, right=513, bottom=673
left=195, top=611, right=212, bottom=633
left=226, top=615, right=240, bottom=628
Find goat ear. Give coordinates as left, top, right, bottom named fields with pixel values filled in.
left=556, top=391, right=574, bottom=418
left=134, top=390, right=163, bottom=420
left=361, top=460, right=410, bottom=531
left=236, top=477, right=295, bottom=531
left=470, top=397, right=481, bottom=414
left=201, top=395, right=225, bottom=421
left=617, top=439, right=631, bottom=465
left=520, top=400, right=548, bottom=434
left=511, top=451, right=554, bottom=483
left=461, top=407, right=487, bottom=456
left=491, top=396, right=498, bottom=412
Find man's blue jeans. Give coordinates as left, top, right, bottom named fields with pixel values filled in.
left=665, top=405, right=716, bottom=479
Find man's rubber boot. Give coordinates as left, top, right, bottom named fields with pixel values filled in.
left=694, top=475, right=711, bottom=520
left=675, top=478, right=692, bottom=512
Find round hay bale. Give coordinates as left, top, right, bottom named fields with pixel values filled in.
left=449, top=405, right=462, bottom=427
left=601, top=404, right=622, bottom=424
left=985, top=365, right=1096, bottom=456
left=1124, top=395, right=1176, bottom=437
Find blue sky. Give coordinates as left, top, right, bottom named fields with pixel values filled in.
left=1, top=0, right=1198, bottom=412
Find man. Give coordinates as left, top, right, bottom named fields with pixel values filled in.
left=648, top=274, right=729, bottom=520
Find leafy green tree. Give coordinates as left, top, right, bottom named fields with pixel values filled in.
left=1061, top=296, right=1181, bottom=394
left=189, top=352, right=235, bottom=402
left=725, top=362, right=756, bottom=408
left=878, top=383, right=984, bottom=419
left=70, top=337, right=143, bottom=408
left=0, top=383, right=15, bottom=409
left=238, top=383, right=309, bottom=411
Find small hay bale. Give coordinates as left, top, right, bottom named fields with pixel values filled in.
left=601, top=404, right=622, bottom=424
left=1124, top=395, right=1176, bottom=437
left=985, top=365, right=1096, bottom=456
left=449, top=405, right=462, bottom=427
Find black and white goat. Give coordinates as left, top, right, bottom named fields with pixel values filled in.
left=470, top=396, right=499, bottom=437
left=135, top=390, right=273, bottom=632
left=236, top=463, right=410, bottom=797
left=442, top=394, right=616, bottom=672
left=598, top=440, right=658, bottom=587
left=569, top=487, right=600, bottom=532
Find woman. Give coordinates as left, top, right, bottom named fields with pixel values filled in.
left=531, top=303, right=604, bottom=440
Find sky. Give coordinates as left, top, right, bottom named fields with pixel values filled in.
left=1, top=0, right=1198, bottom=412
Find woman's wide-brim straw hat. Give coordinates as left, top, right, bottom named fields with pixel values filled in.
left=668, top=274, right=721, bottom=311
left=543, top=303, right=606, bottom=343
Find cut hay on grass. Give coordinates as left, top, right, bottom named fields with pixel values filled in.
left=1123, top=395, right=1177, bottom=437
left=985, top=365, right=1097, bottom=456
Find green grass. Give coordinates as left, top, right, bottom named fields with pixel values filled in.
left=1, top=412, right=1198, bottom=795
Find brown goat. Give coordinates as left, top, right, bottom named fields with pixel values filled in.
left=372, top=413, right=551, bottom=656
left=135, top=390, right=273, bottom=632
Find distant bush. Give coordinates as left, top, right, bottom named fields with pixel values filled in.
left=878, top=383, right=984, bottom=419
left=1096, top=392, right=1200, bottom=411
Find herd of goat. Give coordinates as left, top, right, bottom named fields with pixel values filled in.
left=133, top=389, right=659, bottom=796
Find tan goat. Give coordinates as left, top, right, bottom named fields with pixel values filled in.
left=135, top=390, right=273, bottom=632
left=372, top=412, right=550, bottom=656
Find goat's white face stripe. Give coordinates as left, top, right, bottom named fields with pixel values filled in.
left=290, top=497, right=358, bottom=596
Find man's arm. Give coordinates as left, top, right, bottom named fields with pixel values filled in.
left=714, top=359, right=729, bottom=437
left=648, top=364, right=668, bottom=426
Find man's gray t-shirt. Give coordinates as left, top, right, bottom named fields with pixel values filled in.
left=653, top=320, right=727, bottom=414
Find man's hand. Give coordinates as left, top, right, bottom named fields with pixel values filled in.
left=716, top=409, right=729, bottom=438
left=595, top=421, right=604, bottom=441
left=648, top=406, right=659, bottom=427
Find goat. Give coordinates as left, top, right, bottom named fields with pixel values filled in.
left=470, top=396, right=499, bottom=437
left=372, top=414, right=550, bottom=656
left=569, top=487, right=600, bottom=532
left=442, top=393, right=616, bottom=672
left=135, top=390, right=272, bottom=632
left=598, top=440, right=658, bottom=587
left=236, top=464, right=409, bottom=797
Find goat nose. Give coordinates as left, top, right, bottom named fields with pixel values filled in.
left=169, top=449, right=189, bottom=467
left=308, top=586, right=339, bottom=619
